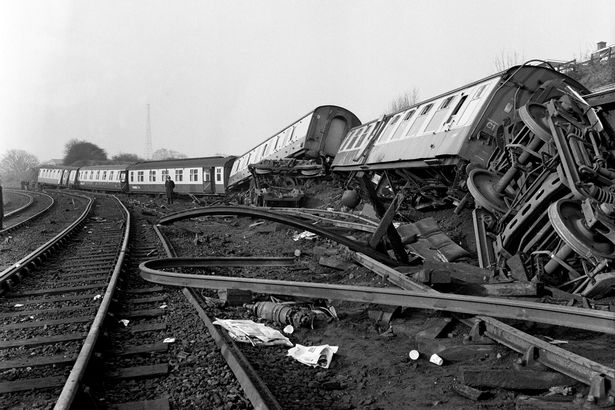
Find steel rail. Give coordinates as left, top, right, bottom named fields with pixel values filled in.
left=55, top=195, right=130, bottom=409
left=139, top=258, right=615, bottom=335
left=151, top=224, right=283, bottom=410
left=0, top=191, right=54, bottom=235
left=0, top=192, right=88, bottom=291
left=271, top=207, right=379, bottom=232
left=157, top=206, right=397, bottom=266
left=2, top=189, right=34, bottom=218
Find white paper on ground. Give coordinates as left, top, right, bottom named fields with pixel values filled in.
left=287, top=344, right=339, bottom=368
left=213, top=318, right=292, bottom=347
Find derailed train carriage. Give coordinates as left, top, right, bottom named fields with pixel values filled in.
left=332, top=62, right=615, bottom=298
left=228, top=105, right=360, bottom=204
left=331, top=63, right=589, bottom=209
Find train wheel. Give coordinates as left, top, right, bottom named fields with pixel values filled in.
left=548, top=199, right=615, bottom=259
left=467, top=168, right=508, bottom=213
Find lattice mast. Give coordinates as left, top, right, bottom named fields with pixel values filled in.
left=145, top=104, right=152, bottom=159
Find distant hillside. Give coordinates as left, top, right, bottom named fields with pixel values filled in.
left=552, top=42, right=615, bottom=91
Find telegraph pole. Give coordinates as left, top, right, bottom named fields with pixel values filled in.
left=145, top=104, right=152, bottom=159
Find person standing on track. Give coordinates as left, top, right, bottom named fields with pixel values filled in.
left=165, top=176, right=175, bottom=204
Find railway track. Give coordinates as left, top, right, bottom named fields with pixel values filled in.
left=1, top=190, right=54, bottom=235
left=0, top=194, right=127, bottom=408
left=2, top=189, right=34, bottom=217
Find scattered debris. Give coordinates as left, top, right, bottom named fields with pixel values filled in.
left=287, top=344, right=338, bottom=368
left=318, top=255, right=352, bottom=270
left=163, top=337, right=176, bottom=344
left=118, top=319, right=129, bottom=327
left=293, top=231, right=317, bottom=241
left=429, top=353, right=444, bottom=366
left=212, top=318, right=292, bottom=346
left=218, top=289, right=253, bottom=306
left=451, top=383, right=486, bottom=401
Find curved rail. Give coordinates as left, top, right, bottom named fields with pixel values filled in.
left=151, top=224, right=283, bottom=410
left=55, top=195, right=130, bottom=409
left=158, top=206, right=397, bottom=266
left=139, top=257, right=615, bottom=335
left=0, top=192, right=90, bottom=291
left=271, top=207, right=379, bottom=232
left=2, top=189, right=34, bottom=218
left=0, top=191, right=54, bottom=235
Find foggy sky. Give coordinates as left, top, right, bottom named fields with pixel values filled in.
left=1, top=0, right=614, bottom=162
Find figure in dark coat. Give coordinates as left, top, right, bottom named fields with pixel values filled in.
left=165, top=176, right=175, bottom=204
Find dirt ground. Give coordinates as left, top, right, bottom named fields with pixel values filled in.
left=137, top=176, right=615, bottom=409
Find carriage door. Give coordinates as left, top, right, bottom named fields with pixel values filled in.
left=323, top=117, right=347, bottom=157
left=203, top=168, right=213, bottom=193
left=214, top=167, right=224, bottom=193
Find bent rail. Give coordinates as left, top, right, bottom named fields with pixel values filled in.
left=157, top=206, right=397, bottom=266
left=139, top=257, right=615, bottom=335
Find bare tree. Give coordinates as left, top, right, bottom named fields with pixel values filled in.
left=0, top=149, right=39, bottom=187
left=494, top=50, right=524, bottom=71
left=388, top=87, right=420, bottom=114
left=152, top=148, right=187, bottom=160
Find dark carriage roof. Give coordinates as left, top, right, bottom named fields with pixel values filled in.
left=79, top=164, right=132, bottom=171
left=127, top=156, right=235, bottom=170
left=39, top=165, right=80, bottom=170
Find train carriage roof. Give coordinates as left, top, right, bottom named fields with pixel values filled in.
left=127, top=156, right=235, bottom=170
left=78, top=164, right=132, bottom=171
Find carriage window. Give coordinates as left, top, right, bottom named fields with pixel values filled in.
left=215, top=167, right=223, bottom=183
left=189, top=168, right=199, bottom=182
left=109, top=171, right=114, bottom=181
left=204, top=170, right=211, bottom=182
left=161, top=170, right=169, bottom=180
left=420, top=104, right=433, bottom=115
left=390, top=109, right=417, bottom=141
left=439, top=96, right=454, bottom=110
left=96, top=171, right=100, bottom=180
left=137, top=171, right=144, bottom=182
left=102, top=171, right=107, bottom=180
left=130, top=172, right=134, bottom=182
left=149, top=170, right=156, bottom=182
left=354, top=124, right=375, bottom=148
left=473, top=84, right=488, bottom=99
left=175, top=170, right=183, bottom=182
left=377, top=114, right=403, bottom=144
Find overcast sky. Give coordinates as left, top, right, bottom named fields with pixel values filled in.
left=1, top=0, right=614, bottom=163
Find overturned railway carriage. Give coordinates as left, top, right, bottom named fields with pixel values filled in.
left=332, top=64, right=588, bottom=209
left=127, top=156, right=236, bottom=195
left=227, top=105, right=361, bottom=189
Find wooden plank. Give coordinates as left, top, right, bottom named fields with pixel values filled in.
left=116, top=398, right=170, bottom=410
left=0, top=332, right=87, bottom=349
left=120, top=295, right=166, bottom=305
left=123, top=287, right=164, bottom=294
left=2, top=293, right=99, bottom=304
left=0, top=305, right=95, bottom=319
left=460, top=367, right=574, bottom=390
left=117, top=323, right=167, bottom=333
left=9, top=284, right=105, bottom=297
left=0, top=376, right=66, bottom=393
left=117, top=309, right=166, bottom=319
left=105, top=364, right=169, bottom=380
left=3, top=315, right=92, bottom=330
left=108, top=343, right=169, bottom=356
left=0, top=354, right=76, bottom=370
